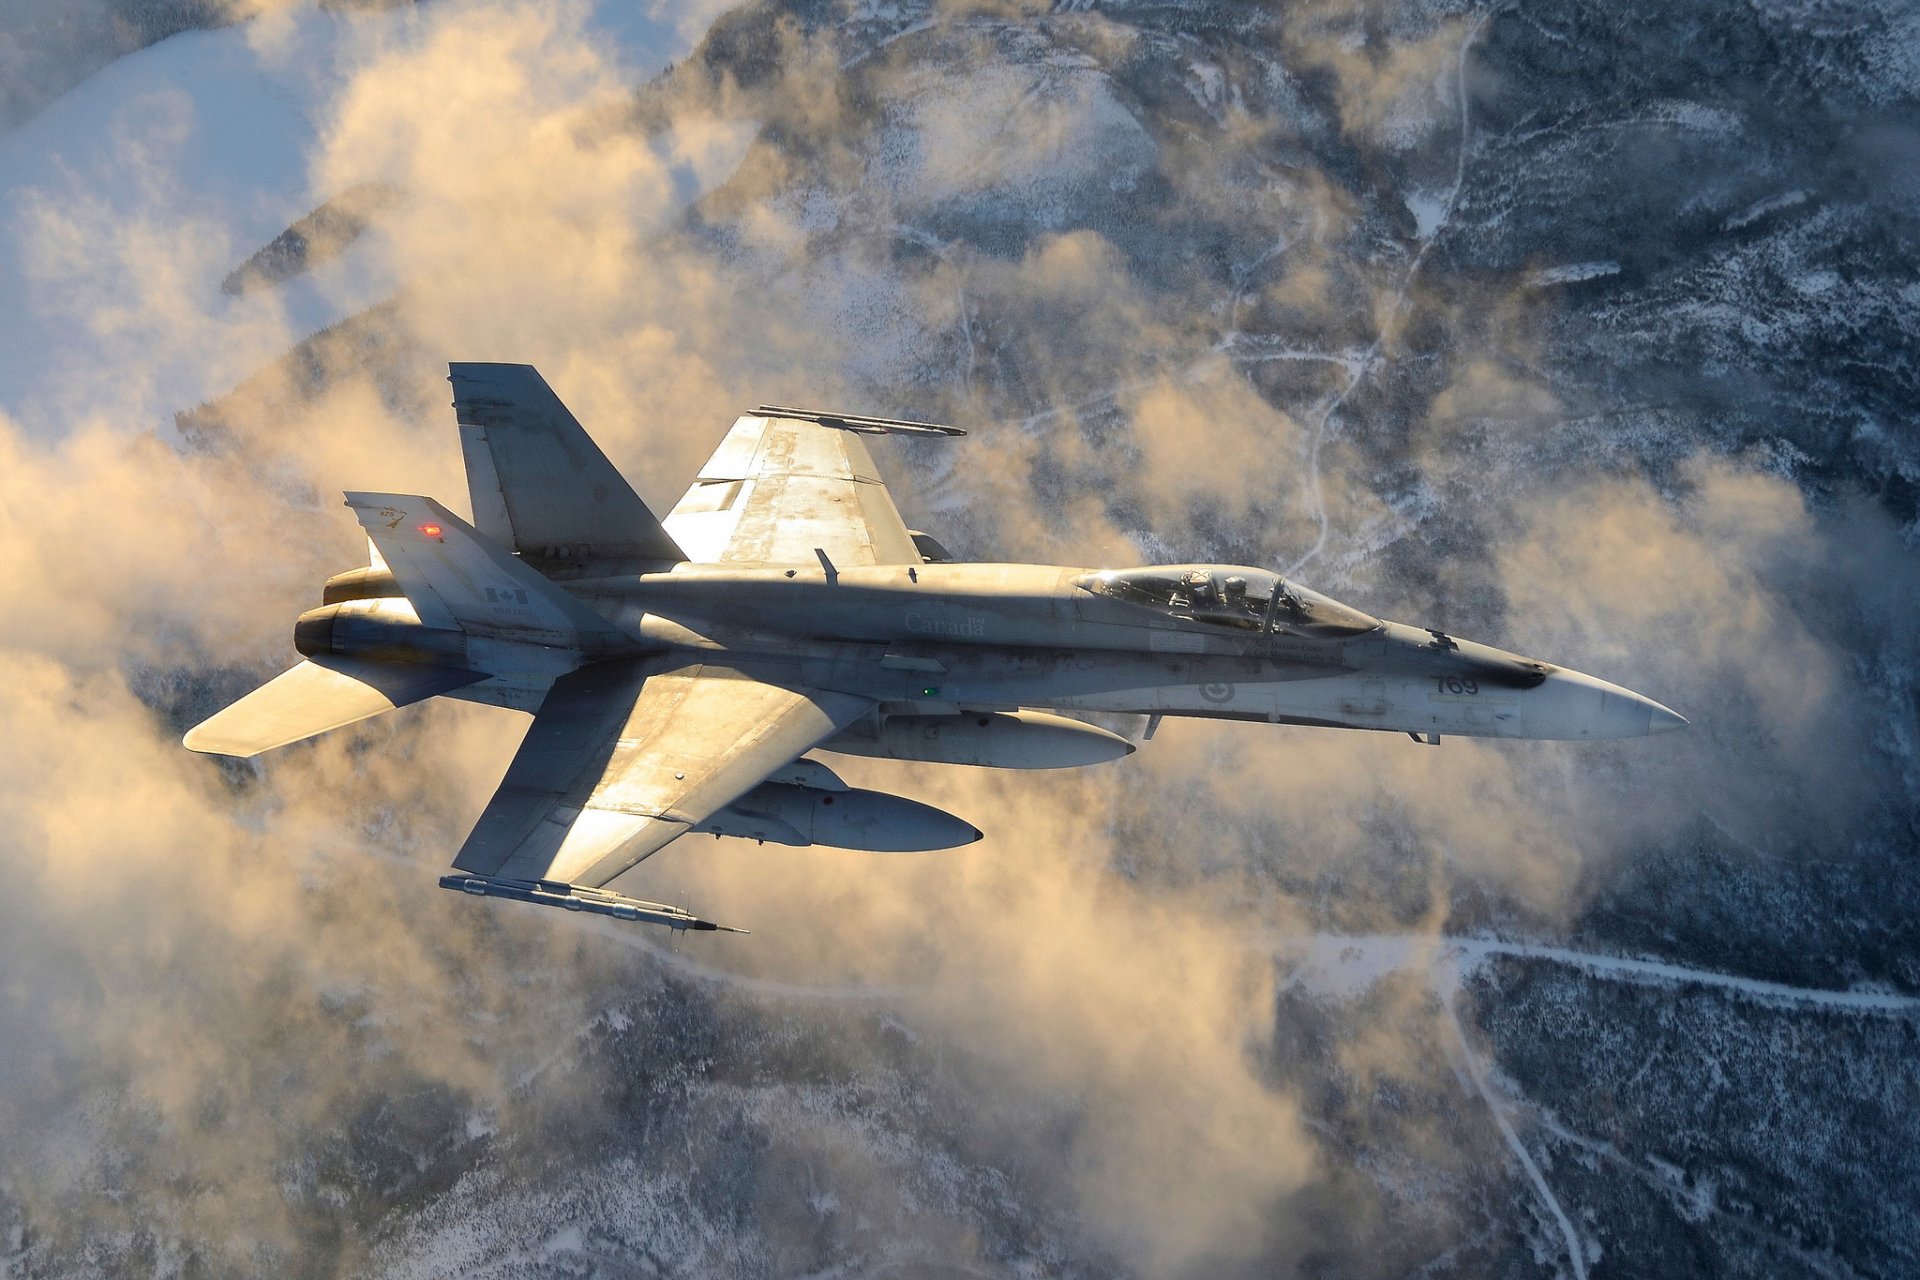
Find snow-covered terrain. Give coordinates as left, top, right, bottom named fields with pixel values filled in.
left=1, top=0, right=1916, bottom=1277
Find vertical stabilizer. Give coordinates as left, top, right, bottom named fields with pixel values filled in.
left=448, top=362, right=683, bottom=575
left=459, top=424, right=514, bottom=549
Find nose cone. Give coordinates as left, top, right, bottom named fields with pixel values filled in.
left=1648, top=702, right=1689, bottom=735
left=1525, top=667, right=1688, bottom=740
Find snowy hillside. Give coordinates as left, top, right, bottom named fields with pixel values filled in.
left=1, top=0, right=1916, bottom=1277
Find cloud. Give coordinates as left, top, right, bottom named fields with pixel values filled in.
left=0, top=356, right=628, bottom=1255
left=1495, top=458, right=1893, bottom=850
left=655, top=763, right=1320, bottom=1274
left=0, top=0, right=998, bottom=1265
left=2, top=0, right=1914, bottom=1276
left=1281, top=1, right=1476, bottom=151
left=887, top=41, right=1155, bottom=218
left=8, top=96, right=311, bottom=435
left=0, top=2, right=769, bottom=1265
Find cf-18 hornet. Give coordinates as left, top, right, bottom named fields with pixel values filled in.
left=186, top=363, right=1685, bottom=933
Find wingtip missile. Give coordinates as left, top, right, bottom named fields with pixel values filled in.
left=754, top=404, right=967, bottom=437
left=438, top=873, right=745, bottom=934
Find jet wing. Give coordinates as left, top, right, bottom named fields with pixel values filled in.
left=662, top=410, right=926, bottom=566
left=453, top=657, right=872, bottom=887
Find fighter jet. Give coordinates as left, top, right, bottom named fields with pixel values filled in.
left=185, top=363, right=1684, bottom=933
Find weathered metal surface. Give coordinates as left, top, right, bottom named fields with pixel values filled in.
left=821, top=709, right=1135, bottom=769
left=662, top=413, right=922, bottom=566
left=453, top=658, right=871, bottom=888
left=186, top=360, right=1684, bottom=933
left=750, top=404, right=965, bottom=437
left=345, top=492, right=628, bottom=650
left=695, top=781, right=980, bottom=850
left=449, top=362, right=683, bottom=570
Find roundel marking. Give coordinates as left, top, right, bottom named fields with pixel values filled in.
left=1200, top=681, right=1235, bottom=704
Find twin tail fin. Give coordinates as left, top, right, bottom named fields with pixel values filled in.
left=450, top=362, right=683, bottom=576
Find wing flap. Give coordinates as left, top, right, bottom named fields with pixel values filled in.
left=454, top=659, right=872, bottom=888
left=183, top=657, right=482, bottom=758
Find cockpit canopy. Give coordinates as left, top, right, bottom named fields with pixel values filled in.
left=1074, top=565, right=1381, bottom=639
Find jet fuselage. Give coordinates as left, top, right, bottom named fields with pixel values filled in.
left=503, top=561, right=1684, bottom=743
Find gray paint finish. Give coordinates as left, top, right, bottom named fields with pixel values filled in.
left=449, top=362, right=684, bottom=569
left=185, top=362, right=1684, bottom=931
left=662, top=413, right=922, bottom=566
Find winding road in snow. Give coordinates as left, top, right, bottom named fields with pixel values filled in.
left=1281, top=929, right=1916, bottom=1280
left=1283, top=932, right=1920, bottom=1014
left=1438, top=964, right=1591, bottom=1280
left=1284, top=6, right=1495, bottom=579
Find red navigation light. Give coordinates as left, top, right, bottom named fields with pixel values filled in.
left=418, top=522, right=443, bottom=538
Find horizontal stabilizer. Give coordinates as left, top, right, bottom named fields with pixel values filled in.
left=450, top=362, right=684, bottom=572
left=183, top=656, right=482, bottom=758
left=344, top=493, right=630, bottom=650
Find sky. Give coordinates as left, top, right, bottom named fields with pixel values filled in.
left=0, top=0, right=1914, bottom=1275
